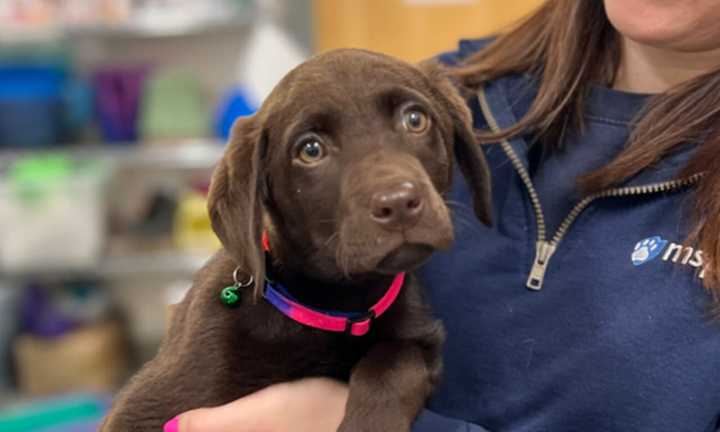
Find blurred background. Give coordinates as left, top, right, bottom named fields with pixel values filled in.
left=0, top=0, right=539, bottom=430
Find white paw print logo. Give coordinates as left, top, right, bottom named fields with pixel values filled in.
left=631, top=236, right=668, bottom=266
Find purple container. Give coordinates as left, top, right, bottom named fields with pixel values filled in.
left=20, top=284, right=78, bottom=339
left=93, top=66, right=148, bottom=143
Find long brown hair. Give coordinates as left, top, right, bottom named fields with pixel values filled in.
left=454, top=0, right=720, bottom=299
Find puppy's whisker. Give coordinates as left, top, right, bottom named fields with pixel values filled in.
left=323, top=232, right=340, bottom=249
left=339, top=253, right=352, bottom=280
left=334, top=239, right=351, bottom=279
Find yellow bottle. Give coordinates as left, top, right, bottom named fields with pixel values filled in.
left=173, top=183, right=221, bottom=253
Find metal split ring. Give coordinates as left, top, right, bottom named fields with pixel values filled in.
left=232, top=267, right=255, bottom=288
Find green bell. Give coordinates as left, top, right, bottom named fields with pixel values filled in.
left=220, top=286, right=241, bottom=307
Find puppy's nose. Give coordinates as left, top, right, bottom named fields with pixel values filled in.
left=370, top=181, right=424, bottom=230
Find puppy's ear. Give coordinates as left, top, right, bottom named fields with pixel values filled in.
left=419, top=60, right=493, bottom=226
left=208, top=116, right=266, bottom=296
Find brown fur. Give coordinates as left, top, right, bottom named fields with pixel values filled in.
left=101, top=49, right=492, bottom=432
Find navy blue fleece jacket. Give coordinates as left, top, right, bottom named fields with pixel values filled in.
left=412, top=39, right=719, bottom=432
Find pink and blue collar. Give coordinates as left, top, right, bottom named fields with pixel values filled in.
left=261, top=232, right=405, bottom=336
left=262, top=272, right=405, bottom=336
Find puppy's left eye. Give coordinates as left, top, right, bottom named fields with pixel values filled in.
left=297, top=138, right=327, bottom=164
left=402, top=108, right=430, bottom=134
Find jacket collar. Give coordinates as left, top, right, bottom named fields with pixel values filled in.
left=477, top=73, right=701, bottom=187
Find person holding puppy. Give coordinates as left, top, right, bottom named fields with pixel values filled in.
left=167, top=1, right=720, bottom=431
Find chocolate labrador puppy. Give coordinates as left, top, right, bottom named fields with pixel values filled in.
left=102, top=49, right=491, bottom=432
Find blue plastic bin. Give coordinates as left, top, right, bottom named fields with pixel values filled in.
left=0, top=65, right=65, bottom=149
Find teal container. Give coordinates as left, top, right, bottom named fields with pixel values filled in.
left=0, top=394, right=108, bottom=432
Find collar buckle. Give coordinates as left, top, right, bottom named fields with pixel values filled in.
left=344, top=309, right=376, bottom=336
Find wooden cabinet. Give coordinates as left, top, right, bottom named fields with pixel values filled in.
left=313, top=0, right=544, bottom=62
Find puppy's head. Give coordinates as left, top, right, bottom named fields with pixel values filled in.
left=208, top=49, right=491, bottom=289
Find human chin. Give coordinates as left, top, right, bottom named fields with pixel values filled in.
left=604, top=0, right=720, bottom=52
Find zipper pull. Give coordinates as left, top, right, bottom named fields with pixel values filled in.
left=526, top=241, right=557, bottom=291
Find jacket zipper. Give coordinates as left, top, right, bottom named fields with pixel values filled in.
left=477, top=88, right=704, bottom=291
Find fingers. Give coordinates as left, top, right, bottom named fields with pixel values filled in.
left=166, top=407, right=232, bottom=432
left=161, top=379, right=347, bottom=432
left=173, top=406, right=242, bottom=432
left=165, top=388, right=278, bottom=432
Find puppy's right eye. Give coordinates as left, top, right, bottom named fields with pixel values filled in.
left=401, top=106, right=430, bottom=134
left=296, top=138, right=327, bottom=164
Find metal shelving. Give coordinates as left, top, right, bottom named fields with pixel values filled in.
left=99, top=252, right=210, bottom=277
left=2, top=251, right=212, bottom=280
left=0, top=139, right=224, bottom=280
left=66, top=13, right=255, bottom=39
left=0, top=138, right=226, bottom=171
left=0, top=4, right=252, bottom=283
left=0, top=7, right=256, bottom=45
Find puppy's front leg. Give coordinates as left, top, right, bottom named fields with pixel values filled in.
left=338, top=341, right=439, bottom=432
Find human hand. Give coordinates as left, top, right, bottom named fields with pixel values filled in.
left=163, top=377, right=349, bottom=432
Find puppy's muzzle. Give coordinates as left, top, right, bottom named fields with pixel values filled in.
left=370, top=181, right=424, bottom=231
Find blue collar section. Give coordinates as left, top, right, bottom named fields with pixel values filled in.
left=264, top=280, right=367, bottom=319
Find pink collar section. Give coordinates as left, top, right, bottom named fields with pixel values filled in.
left=262, top=272, right=406, bottom=336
